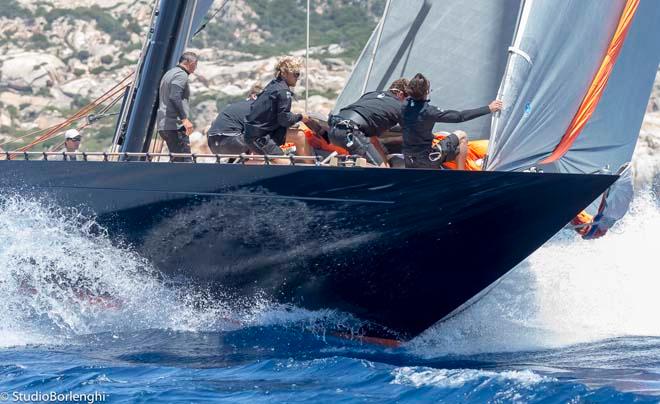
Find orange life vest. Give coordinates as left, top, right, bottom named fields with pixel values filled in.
left=300, top=123, right=349, bottom=155
left=432, top=134, right=487, bottom=171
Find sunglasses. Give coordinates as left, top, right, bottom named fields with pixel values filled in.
left=68, top=137, right=82, bottom=142
left=292, top=71, right=301, bottom=78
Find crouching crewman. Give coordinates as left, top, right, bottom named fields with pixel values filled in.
left=244, top=56, right=310, bottom=164
left=207, top=83, right=263, bottom=156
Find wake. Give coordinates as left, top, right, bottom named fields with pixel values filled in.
left=410, top=191, right=660, bottom=356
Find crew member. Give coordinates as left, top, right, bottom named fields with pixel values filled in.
left=327, top=78, right=408, bottom=166
left=156, top=51, right=198, bottom=162
left=207, top=83, right=263, bottom=155
left=47, top=129, right=82, bottom=161
left=244, top=56, right=310, bottom=162
left=401, top=73, right=502, bottom=169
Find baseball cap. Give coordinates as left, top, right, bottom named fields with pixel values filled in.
left=64, top=129, right=81, bottom=140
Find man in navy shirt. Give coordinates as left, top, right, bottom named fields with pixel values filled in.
left=401, top=73, right=502, bottom=169
left=327, top=79, right=408, bottom=166
left=207, top=83, right=263, bottom=155
left=244, top=57, right=310, bottom=160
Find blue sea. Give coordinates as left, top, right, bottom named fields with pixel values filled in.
left=2, top=193, right=660, bottom=403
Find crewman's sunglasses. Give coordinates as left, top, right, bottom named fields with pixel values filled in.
left=292, top=71, right=301, bottom=78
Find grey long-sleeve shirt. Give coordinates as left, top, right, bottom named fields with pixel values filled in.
left=156, top=66, right=191, bottom=131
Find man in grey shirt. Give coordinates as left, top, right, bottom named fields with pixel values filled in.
left=156, top=51, right=197, bottom=162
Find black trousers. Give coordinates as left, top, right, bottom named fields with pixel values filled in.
left=159, top=129, right=191, bottom=162
left=327, top=125, right=385, bottom=166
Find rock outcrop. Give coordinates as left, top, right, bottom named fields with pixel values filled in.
left=633, top=69, right=660, bottom=190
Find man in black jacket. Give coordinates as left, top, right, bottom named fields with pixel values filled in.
left=244, top=57, right=310, bottom=161
left=156, top=51, right=198, bottom=162
left=207, top=83, right=263, bottom=155
left=327, top=78, right=408, bottom=166
left=401, top=73, right=502, bottom=169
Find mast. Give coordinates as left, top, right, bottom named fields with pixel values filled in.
left=120, top=0, right=188, bottom=157
left=111, top=0, right=160, bottom=150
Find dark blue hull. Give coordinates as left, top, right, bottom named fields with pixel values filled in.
left=0, top=161, right=616, bottom=339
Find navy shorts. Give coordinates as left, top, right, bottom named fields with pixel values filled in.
left=208, top=133, right=249, bottom=155
left=246, top=134, right=285, bottom=156
left=403, top=133, right=460, bottom=168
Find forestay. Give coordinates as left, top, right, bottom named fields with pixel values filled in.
left=334, top=0, right=520, bottom=139
left=486, top=0, right=628, bottom=171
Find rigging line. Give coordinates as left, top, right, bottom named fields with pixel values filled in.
left=0, top=89, right=126, bottom=149
left=15, top=83, right=131, bottom=153
left=0, top=114, right=91, bottom=148
left=193, top=0, right=231, bottom=37
left=18, top=85, right=129, bottom=151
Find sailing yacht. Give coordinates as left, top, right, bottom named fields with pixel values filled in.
left=1, top=0, right=658, bottom=340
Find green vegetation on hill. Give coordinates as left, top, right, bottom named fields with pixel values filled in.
left=2, top=0, right=384, bottom=61
left=36, top=6, right=143, bottom=42
left=194, top=0, right=385, bottom=60
left=0, top=1, right=143, bottom=44
left=0, top=0, right=31, bottom=19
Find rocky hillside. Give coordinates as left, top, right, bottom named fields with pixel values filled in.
left=0, top=0, right=383, bottom=149
left=633, top=70, right=660, bottom=190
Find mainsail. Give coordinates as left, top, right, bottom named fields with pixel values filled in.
left=486, top=0, right=660, bottom=173
left=334, top=0, right=520, bottom=139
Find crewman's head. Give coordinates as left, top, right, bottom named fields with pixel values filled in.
left=389, top=78, right=409, bottom=101
left=179, top=51, right=199, bottom=74
left=63, top=129, right=81, bottom=152
left=406, top=73, right=430, bottom=101
left=275, top=56, right=303, bottom=87
left=248, top=83, right=264, bottom=100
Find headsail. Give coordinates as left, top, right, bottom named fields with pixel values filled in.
left=334, top=0, right=520, bottom=139
left=546, top=0, right=660, bottom=175
left=485, top=0, right=631, bottom=172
